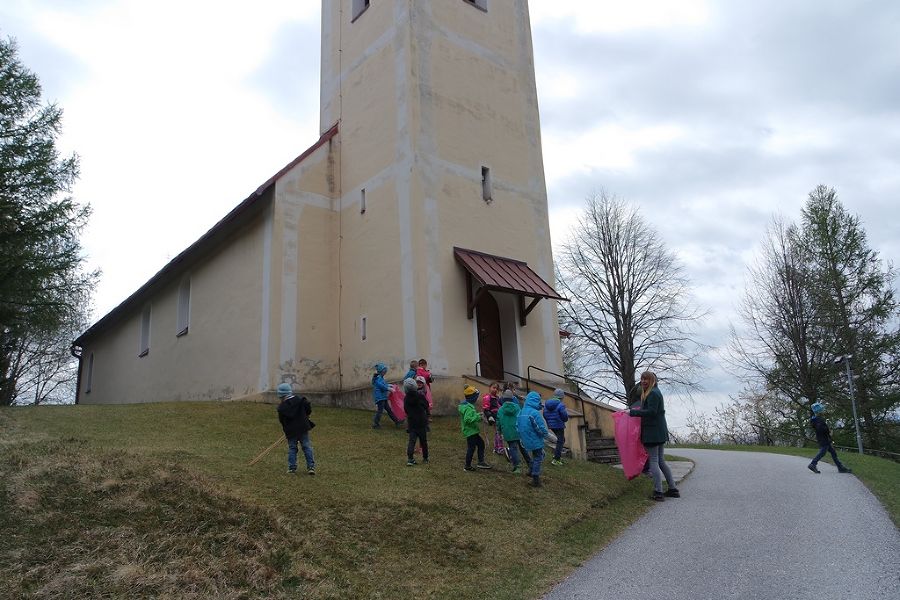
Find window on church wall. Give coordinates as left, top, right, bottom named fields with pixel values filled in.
left=352, top=0, right=370, bottom=22
left=139, top=304, right=151, bottom=357
left=360, top=188, right=366, bottom=214
left=463, top=0, right=488, bottom=12
left=177, top=277, right=191, bottom=336
left=482, top=166, right=493, bottom=203
left=361, top=316, right=368, bottom=341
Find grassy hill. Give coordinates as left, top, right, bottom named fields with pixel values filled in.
left=0, top=402, right=658, bottom=599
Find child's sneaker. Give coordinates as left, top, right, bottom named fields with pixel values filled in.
left=512, top=466, right=522, bottom=474
left=463, top=465, right=476, bottom=472
left=407, top=459, right=417, bottom=466
left=307, top=468, right=316, bottom=476
left=476, top=462, right=492, bottom=469
left=287, top=468, right=297, bottom=474
left=550, top=459, right=563, bottom=466
left=807, top=463, right=821, bottom=474
left=664, top=488, right=680, bottom=498
left=422, top=458, right=429, bottom=464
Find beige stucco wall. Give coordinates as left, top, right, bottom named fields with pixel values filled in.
left=269, top=137, right=340, bottom=392
left=79, top=215, right=267, bottom=404
left=319, top=0, right=563, bottom=401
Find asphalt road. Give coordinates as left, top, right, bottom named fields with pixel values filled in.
left=544, top=448, right=900, bottom=600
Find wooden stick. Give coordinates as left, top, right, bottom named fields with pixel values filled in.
left=248, top=434, right=286, bottom=466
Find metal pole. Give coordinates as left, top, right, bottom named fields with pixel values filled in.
left=842, top=357, right=864, bottom=454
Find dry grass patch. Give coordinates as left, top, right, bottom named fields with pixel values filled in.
left=1, top=402, right=662, bottom=599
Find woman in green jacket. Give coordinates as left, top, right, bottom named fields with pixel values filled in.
left=629, top=371, right=679, bottom=501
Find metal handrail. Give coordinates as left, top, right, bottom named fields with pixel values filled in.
left=523, top=364, right=598, bottom=428
left=526, top=365, right=627, bottom=407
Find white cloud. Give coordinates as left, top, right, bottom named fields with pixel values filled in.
left=531, top=0, right=712, bottom=33
left=542, top=122, right=684, bottom=179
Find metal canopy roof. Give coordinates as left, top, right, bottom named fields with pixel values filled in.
left=453, top=246, right=567, bottom=326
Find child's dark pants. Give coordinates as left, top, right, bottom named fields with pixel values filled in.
left=465, top=434, right=485, bottom=466
left=407, top=430, right=428, bottom=461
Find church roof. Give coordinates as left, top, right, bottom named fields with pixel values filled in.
left=74, top=124, right=339, bottom=347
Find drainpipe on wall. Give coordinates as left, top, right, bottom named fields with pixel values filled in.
left=70, top=344, right=82, bottom=405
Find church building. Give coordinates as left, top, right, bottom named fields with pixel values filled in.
left=73, top=0, right=567, bottom=413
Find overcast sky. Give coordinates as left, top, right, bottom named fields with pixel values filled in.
left=3, top=1, right=898, bottom=429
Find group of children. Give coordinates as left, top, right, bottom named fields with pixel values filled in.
left=460, top=383, right=569, bottom=487
left=274, top=358, right=571, bottom=488
left=370, top=359, right=571, bottom=487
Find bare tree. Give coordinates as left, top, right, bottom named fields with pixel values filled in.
left=5, top=312, right=86, bottom=405
left=555, top=192, right=708, bottom=402
left=728, top=217, right=832, bottom=411
left=682, top=408, right=716, bottom=444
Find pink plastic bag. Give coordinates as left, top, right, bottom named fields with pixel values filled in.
left=423, top=384, right=433, bottom=411
left=388, top=385, right=406, bottom=420
left=612, top=411, right=648, bottom=480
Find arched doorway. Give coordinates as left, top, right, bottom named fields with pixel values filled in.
left=476, top=291, right=504, bottom=380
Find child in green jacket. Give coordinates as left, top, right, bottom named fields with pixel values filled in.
left=498, top=390, right=529, bottom=474
left=460, top=386, right=492, bottom=472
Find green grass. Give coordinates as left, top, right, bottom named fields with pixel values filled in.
left=673, top=443, right=900, bottom=527
left=0, top=402, right=660, bottom=599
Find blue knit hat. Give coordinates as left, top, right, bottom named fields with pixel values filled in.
left=276, top=383, right=293, bottom=397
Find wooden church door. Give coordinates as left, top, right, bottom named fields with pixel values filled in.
left=476, top=292, right=504, bottom=380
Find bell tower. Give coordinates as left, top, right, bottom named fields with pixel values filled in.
left=319, top=0, right=563, bottom=392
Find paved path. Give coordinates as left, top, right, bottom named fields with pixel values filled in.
left=545, top=449, right=900, bottom=600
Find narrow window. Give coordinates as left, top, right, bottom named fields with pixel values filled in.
left=360, top=188, right=366, bottom=214
left=464, top=0, right=488, bottom=12
left=361, top=316, right=367, bottom=341
left=86, top=353, right=94, bottom=393
left=352, top=0, right=370, bottom=21
left=482, top=166, right=493, bottom=203
left=177, top=277, right=191, bottom=336
left=139, top=305, right=151, bottom=357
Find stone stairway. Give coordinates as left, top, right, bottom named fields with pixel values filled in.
left=586, top=429, right=619, bottom=464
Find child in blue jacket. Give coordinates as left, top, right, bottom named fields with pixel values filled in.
left=517, top=391, right=555, bottom=487
left=372, top=362, right=402, bottom=429
left=545, top=388, right=570, bottom=465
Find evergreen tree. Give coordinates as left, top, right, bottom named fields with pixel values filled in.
left=0, top=38, right=96, bottom=405
left=799, top=185, right=899, bottom=448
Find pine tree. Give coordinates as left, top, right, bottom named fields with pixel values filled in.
left=0, top=38, right=97, bottom=405
left=799, top=185, right=899, bottom=449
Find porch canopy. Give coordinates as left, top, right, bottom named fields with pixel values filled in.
left=453, top=246, right=568, bottom=326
